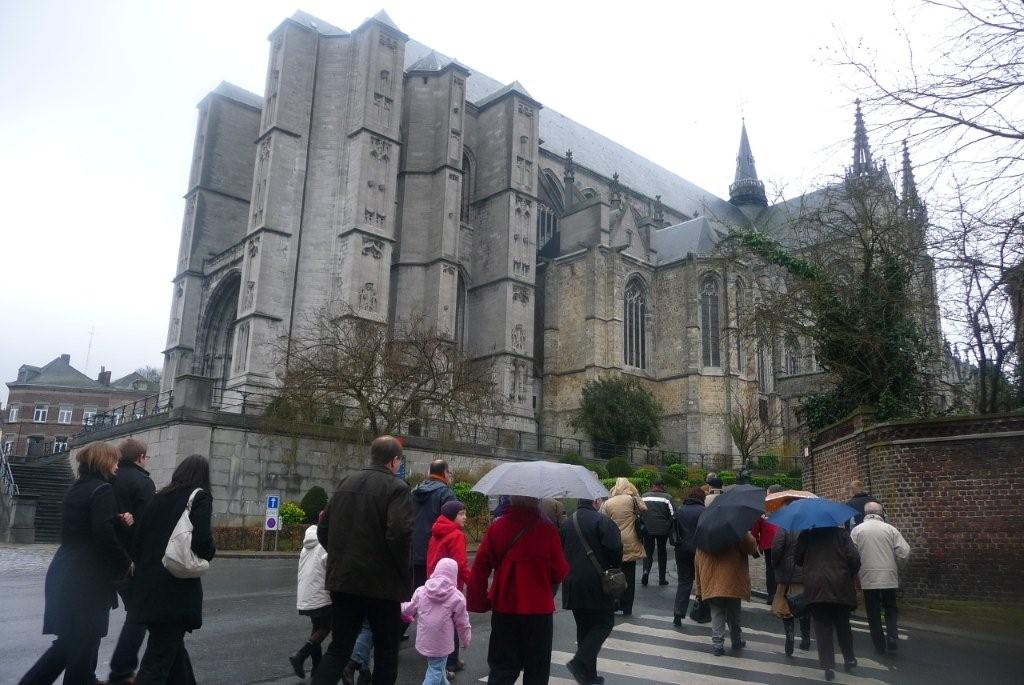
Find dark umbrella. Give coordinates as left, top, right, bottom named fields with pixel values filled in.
left=694, top=484, right=766, bottom=553
left=766, top=497, right=858, bottom=532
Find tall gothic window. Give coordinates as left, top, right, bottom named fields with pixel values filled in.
left=460, top=152, right=473, bottom=223
left=455, top=273, right=468, bottom=350
left=734, top=278, right=745, bottom=372
left=757, top=344, right=769, bottom=389
left=623, top=275, right=648, bottom=369
left=701, top=274, right=721, bottom=368
left=537, top=203, right=558, bottom=249
left=785, top=336, right=802, bottom=375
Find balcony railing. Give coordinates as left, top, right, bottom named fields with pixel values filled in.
left=78, top=391, right=174, bottom=435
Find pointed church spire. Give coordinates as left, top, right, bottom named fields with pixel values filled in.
left=729, top=120, right=767, bottom=207
left=849, top=99, right=876, bottom=178
left=901, top=140, right=927, bottom=224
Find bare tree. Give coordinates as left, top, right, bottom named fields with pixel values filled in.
left=726, top=389, right=780, bottom=467
left=839, top=0, right=1024, bottom=412
left=134, top=365, right=162, bottom=385
left=271, top=306, right=504, bottom=437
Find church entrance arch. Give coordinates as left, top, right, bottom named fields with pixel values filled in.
left=196, top=271, right=240, bottom=386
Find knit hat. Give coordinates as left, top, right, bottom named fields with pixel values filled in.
left=440, top=500, right=466, bottom=520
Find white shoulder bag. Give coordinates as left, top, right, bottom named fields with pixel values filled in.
left=162, top=488, right=210, bottom=578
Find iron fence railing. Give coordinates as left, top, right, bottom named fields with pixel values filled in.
left=1, top=448, right=19, bottom=498
left=78, top=391, right=174, bottom=435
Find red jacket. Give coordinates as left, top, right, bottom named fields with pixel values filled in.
left=427, top=515, right=470, bottom=590
left=467, top=506, right=568, bottom=615
left=752, top=517, right=779, bottom=552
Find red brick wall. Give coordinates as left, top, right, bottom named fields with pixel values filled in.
left=809, top=412, right=1024, bottom=601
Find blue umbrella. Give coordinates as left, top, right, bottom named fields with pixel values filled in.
left=766, top=497, right=858, bottom=532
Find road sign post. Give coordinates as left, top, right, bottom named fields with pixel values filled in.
left=261, top=494, right=281, bottom=551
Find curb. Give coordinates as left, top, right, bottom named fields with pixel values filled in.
left=217, top=551, right=298, bottom=559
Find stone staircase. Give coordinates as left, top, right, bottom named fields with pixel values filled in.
left=9, top=454, right=74, bottom=543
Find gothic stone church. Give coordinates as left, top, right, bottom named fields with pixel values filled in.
left=161, top=10, right=937, bottom=459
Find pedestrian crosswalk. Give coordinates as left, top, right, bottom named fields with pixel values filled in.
left=478, top=601, right=905, bottom=684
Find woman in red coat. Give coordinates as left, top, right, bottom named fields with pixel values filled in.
left=426, top=500, right=470, bottom=678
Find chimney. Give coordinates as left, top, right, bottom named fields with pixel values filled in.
left=60, top=353, right=71, bottom=364
left=98, top=366, right=111, bottom=387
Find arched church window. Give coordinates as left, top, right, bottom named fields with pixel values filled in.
left=734, top=278, right=745, bottom=372
left=757, top=344, right=770, bottom=390
left=455, top=273, right=467, bottom=350
left=460, top=152, right=473, bottom=223
left=701, top=274, right=721, bottom=368
left=623, top=275, right=648, bottom=369
left=785, top=336, right=801, bottom=375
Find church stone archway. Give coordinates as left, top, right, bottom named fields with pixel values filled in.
left=196, top=272, right=240, bottom=386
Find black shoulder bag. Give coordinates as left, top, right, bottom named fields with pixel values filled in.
left=572, top=512, right=627, bottom=597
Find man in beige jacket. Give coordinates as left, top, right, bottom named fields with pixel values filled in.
left=850, top=502, right=910, bottom=653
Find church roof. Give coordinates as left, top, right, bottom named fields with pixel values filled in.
left=402, top=40, right=744, bottom=223
left=370, top=10, right=401, bottom=31
left=212, top=81, right=264, bottom=110
left=289, top=10, right=347, bottom=36
left=473, top=80, right=536, bottom=109
left=653, top=216, right=731, bottom=263
left=407, top=50, right=448, bottom=72
left=9, top=356, right=100, bottom=390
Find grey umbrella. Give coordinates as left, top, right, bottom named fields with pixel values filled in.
left=471, top=461, right=610, bottom=500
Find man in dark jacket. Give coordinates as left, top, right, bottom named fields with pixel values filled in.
left=313, top=436, right=413, bottom=685
left=107, top=437, right=155, bottom=685
left=640, top=479, right=674, bottom=586
left=411, top=460, right=456, bottom=588
left=561, top=497, right=623, bottom=685
left=672, top=487, right=705, bottom=625
left=845, top=480, right=878, bottom=527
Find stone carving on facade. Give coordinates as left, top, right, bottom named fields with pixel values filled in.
left=242, top=281, right=255, bottom=310
left=252, top=138, right=272, bottom=224
left=512, top=285, right=530, bottom=304
left=358, top=282, right=378, bottom=312
left=366, top=138, right=390, bottom=224
left=379, top=34, right=398, bottom=50
left=518, top=103, right=534, bottom=117
left=247, top=235, right=261, bottom=258
left=372, top=93, right=393, bottom=128
left=442, top=264, right=456, bottom=276
left=233, top=322, right=250, bottom=372
left=361, top=237, right=384, bottom=260
left=511, top=324, right=525, bottom=352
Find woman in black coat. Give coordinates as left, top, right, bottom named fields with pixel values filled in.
left=130, top=454, right=216, bottom=684
left=671, top=487, right=705, bottom=625
left=560, top=497, right=623, bottom=685
left=20, top=441, right=132, bottom=685
left=796, top=526, right=861, bottom=681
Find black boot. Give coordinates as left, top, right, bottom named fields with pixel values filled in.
left=289, top=642, right=313, bottom=679
left=784, top=621, right=795, bottom=656
left=310, top=643, right=323, bottom=675
left=341, top=660, right=360, bottom=685
left=641, top=573, right=649, bottom=586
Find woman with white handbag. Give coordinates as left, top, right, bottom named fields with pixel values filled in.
left=129, top=454, right=216, bottom=684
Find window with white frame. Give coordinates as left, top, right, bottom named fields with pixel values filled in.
left=33, top=404, right=48, bottom=423
left=82, top=408, right=97, bottom=425
left=7, top=405, right=18, bottom=422
left=53, top=436, right=68, bottom=453
left=58, top=406, right=73, bottom=424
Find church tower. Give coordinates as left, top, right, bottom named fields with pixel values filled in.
left=728, top=121, right=768, bottom=213
left=847, top=99, right=878, bottom=179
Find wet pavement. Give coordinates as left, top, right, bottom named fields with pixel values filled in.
left=1, top=545, right=1015, bottom=684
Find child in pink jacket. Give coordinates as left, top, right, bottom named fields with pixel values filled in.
left=402, top=557, right=472, bottom=685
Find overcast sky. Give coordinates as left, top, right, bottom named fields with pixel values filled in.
left=0, top=0, right=942, bottom=405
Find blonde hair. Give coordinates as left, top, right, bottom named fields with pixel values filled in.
left=76, top=441, right=120, bottom=478
left=609, top=477, right=640, bottom=498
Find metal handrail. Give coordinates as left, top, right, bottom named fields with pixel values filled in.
left=78, top=390, right=174, bottom=435
left=1, top=448, right=19, bottom=498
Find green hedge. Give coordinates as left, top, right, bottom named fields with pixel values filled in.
left=280, top=501, right=306, bottom=525
left=299, top=486, right=328, bottom=522
left=757, top=453, right=779, bottom=470
left=751, top=474, right=803, bottom=490
left=452, top=481, right=489, bottom=517
left=606, top=457, right=634, bottom=477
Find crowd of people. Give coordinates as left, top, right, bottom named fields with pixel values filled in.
left=19, top=435, right=911, bottom=685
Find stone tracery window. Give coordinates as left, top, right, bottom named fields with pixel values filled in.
left=455, top=273, right=467, bottom=350
left=623, top=275, right=648, bottom=369
left=734, top=278, right=745, bottom=372
left=701, top=274, right=721, bottom=368
left=785, top=336, right=802, bottom=375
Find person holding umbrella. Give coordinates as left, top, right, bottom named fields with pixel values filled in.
left=693, top=484, right=765, bottom=656
left=766, top=490, right=817, bottom=656
left=771, top=497, right=862, bottom=681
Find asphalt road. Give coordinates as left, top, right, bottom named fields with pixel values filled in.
left=1, top=546, right=1016, bottom=684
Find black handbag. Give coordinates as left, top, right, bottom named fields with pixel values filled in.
left=633, top=498, right=649, bottom=540
left=572, top=512, right=627, bottom=597
left=786, top=591, right=808, bottom=618
left=688, top=597, right=712, bottom=623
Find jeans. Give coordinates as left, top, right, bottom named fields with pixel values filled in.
left=862, top=589, right=899, bottom=649
left=810, top=603, right=855, bottom=670
left=486, top=612, right=553, bottom=685
left=642, top=535, right=668, bottom=582
left=618, top=561, right=637, bottom=614
left=446, top=630, right=460, bottom=670
left=136, top=624, right=196, bottom=684
left=312, top=592, right=401, bottom=685
left=673, top=550, right=695, bottom=617
left=423, top=657, right=449, bottom=685
left=569, top=609, right=614, bottom=682
left=109, top=585, right=148, bottom=681
left=19, top=631, right=102, bottom=685
left=351, top=621, right=374, bottom=669
left=709, top=597, right=742, bottom=646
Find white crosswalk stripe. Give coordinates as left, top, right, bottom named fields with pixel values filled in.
left=715, top=602, right=910, bottom=640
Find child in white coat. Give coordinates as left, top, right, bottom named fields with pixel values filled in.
left=290, top=519, right=332, bottom=679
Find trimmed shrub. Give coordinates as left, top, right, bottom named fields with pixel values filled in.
left=559, top=453, right=583, bottom=465
left=661, top=472, right=682, bottom=488
left=687, top=466, right=708, bottom=484
left=631, top=468, right=659, bottom=492
left=452, top=481, right=488, bottom=518
left=280, top=501, right=306, bottom=525
left=588, top=461, right=609, bottom=480
left=606, top=457, right=634, bottom=477
left=666, top=463, right=687, bottom=481
left=663, top=453, right=682, bottom=467
left=750, top=474, right=803, bottom=490
left=757, top=453, right=779, bottom=470
left=299, top=486, right=329, bottom=522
